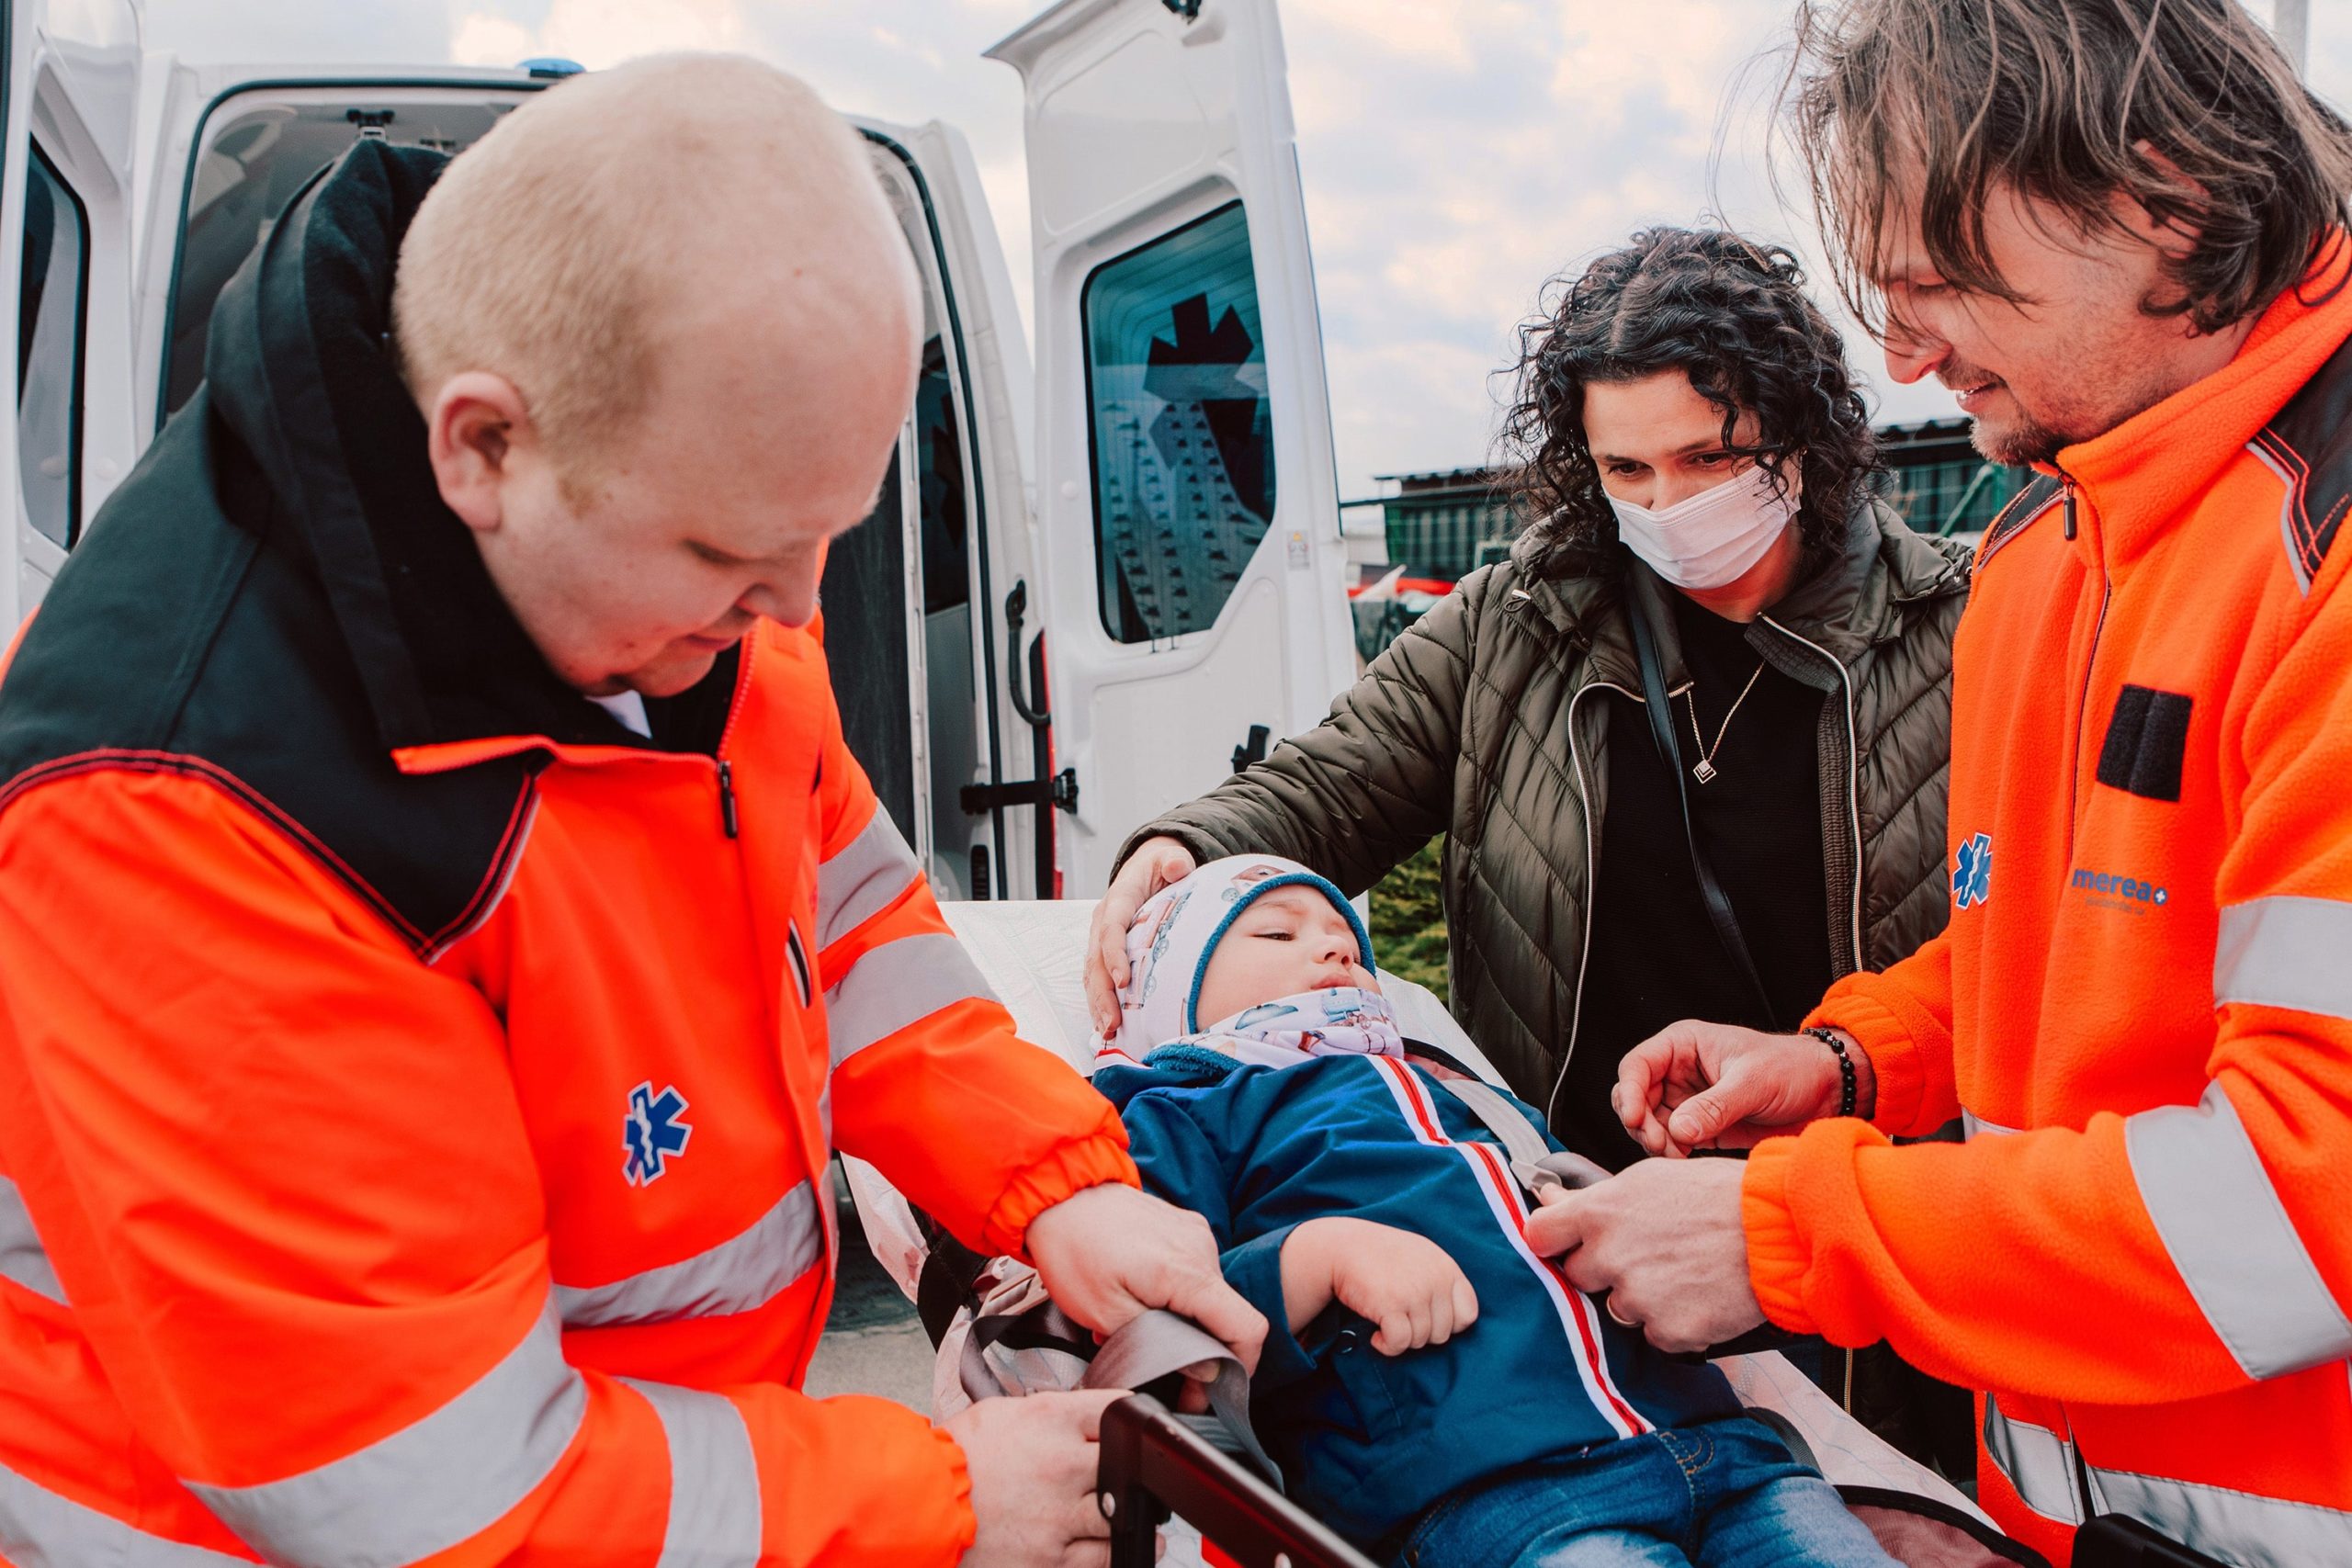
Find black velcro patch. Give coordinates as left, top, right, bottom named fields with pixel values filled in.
left=2096, top=685, right=2192, bottom=803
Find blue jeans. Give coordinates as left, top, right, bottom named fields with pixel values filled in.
left=1394, top=1417, right=1897, bottom=1568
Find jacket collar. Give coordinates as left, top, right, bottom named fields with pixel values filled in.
left=2053, top=234, right=2352, bottom=573
left=201, top=140, right=677, bottom=756
left=1509, top=496, right=1963, bottom=688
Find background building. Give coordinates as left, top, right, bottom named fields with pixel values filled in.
left=1340, top=418, right=2018, bottom=660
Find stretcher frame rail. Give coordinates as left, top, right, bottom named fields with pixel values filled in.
left=1098, top=1393, right=1378, bottom=1568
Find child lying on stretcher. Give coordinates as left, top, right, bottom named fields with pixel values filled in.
left=1092, top=854, right=1896, bottom=1568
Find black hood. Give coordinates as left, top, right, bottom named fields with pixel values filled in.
left=202, top=139, right=627, bottom=752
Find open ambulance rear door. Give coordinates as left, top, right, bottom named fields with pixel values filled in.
left=989, top=0, right=1355, bottom=897
left=1, top=0, right=141, bottom=629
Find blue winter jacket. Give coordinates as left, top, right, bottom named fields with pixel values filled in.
left=1094, top=1048, right=1742, bottom=1547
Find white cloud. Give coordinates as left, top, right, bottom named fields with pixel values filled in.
left=447, top=0, right=751, bottom=66
left=142, top=0, right=2089, bottom=490
left=448, top=13, right=534, bottom=67
left=1283, top=0, right=1483, bottom=72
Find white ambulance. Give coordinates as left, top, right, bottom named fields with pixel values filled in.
left=0, top=0, right=1357, bottom=898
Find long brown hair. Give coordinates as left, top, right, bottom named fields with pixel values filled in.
left=1786, top=0, right=2352, bottom=335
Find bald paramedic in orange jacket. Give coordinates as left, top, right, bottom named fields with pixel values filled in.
left=0, top=56, right=1264, bottom=1568
left=1526, top=5, right=2352, bottom=1566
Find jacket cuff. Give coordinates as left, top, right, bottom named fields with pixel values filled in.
left=1805, top=976, right=1948, bottom=1137
left=888, top=1402, right=978, bottom=1566
left=982, top=1133, right=1141, bottom=1259
left=1221, top=1224, right=1317, bottom=1393
left=1740, top=1118, right=1894, bottom=1349
left=1740, top=1139, right=1818, bottom=1336
left=747, top=1390, right=977, bottom=1566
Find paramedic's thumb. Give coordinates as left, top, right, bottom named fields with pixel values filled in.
left=1026, top=1182, right=1270, bottom=1373
left=947, top=1389, right=1125, bottom=1568
left=1662, top=1083, right=1745, bottom=1154
left=1522, top=1186, right=1589, bottom=1259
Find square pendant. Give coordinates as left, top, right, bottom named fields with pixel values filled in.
left=1691, top=759, right=1717, bottom=784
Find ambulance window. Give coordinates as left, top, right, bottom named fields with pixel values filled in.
left=916, top=332, right=982, bottom=900
left=165, top=98, right=521, bottom=421
left=822, top=448, right=921, bottom=843
left=1081, top=202, right=1275, bottom=643
left=917, top=336, right=969, bottom=617
left=18, top=146, right=88, bottom=549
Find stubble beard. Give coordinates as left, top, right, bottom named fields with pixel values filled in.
left=1969, top=411, right=2069, bottom=468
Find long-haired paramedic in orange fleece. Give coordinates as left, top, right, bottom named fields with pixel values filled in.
left=1528, top=3, right=2352, bottom=1566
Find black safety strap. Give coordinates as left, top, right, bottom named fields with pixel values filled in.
left=1623, top=586, right=1775, bottom=1021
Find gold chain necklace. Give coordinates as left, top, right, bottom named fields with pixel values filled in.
left=1684, top=659, right=1768, bottom=784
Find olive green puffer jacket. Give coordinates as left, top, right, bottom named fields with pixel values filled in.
left=1120, top=500, right=1972, bottom=1119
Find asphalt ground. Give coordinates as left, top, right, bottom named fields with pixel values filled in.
left=803, top=1175, right=933, bottom=1413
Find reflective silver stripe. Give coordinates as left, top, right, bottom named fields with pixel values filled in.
left=817, top=810, right=920, bottom=951
left=2246, top=439, right=2315, bottom=595
left=2090, top=1464, right=2352, bottom=1568
left=822, top=931, right=996, bottom=1067
left=1981, top=1394, right=2085, bottom=1524
left=0, top=1176, right=62, bottom=1303
left=555, top=1182, right=825, bottom=1328
left=0, top=1460, right=256, bottom=1566
left=187, top=1302, right=586, bottom=1568
left=2215, top=896, right=2352, bottom=1021
left=2126, top=1080, right=2352, bottom=1380
left=620, top=1380, right=763, bottom=1568
left=1961, top=1110, right=2020, bottom=1140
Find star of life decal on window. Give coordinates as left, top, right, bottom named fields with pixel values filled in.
left=623, top=1082, right=692, bottom=1186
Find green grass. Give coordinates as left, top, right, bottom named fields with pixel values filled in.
left=1371, top=837, right=1449, bottom=1004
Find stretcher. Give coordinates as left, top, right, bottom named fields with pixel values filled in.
left=841, top=899, right=2050, bottom=1568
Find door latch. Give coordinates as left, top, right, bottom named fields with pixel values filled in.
left=960, top=769, right=1078, bottom=816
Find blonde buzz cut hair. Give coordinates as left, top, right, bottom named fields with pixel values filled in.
left=390, top=52, right=914, bottom=491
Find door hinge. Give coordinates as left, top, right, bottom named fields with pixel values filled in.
left=961, top=769, right=1078, bottom=816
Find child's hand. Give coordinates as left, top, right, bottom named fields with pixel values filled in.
left=1283, top=1216, right=1477, bottom=1356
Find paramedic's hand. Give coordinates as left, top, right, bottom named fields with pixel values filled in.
left=1086, top=837, right=1197, bottom=1037
left=1525, top=1158, right=1764, bottom=1355
left=1292, top=1216, right=1479, bottom=1355
left=946, top=1388, right=1125, bottom=1568
left=1611, top=1021, right=1874, bottom=1156
left=1027, top=1182, right=1268, bottom=1372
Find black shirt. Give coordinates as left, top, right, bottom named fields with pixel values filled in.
left=1559, top=592, right=1835, bottom=1168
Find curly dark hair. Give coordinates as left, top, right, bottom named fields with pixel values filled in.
left=1498, top=228, right=1881, bottom=578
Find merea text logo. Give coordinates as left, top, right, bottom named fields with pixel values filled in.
left=2071, top=867, right=2170, bottom=911
left=1951, top=832, right=1993, bottom=910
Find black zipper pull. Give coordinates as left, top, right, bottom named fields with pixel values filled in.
left=2063, top=479, right=2078, bottom=541
left=717, top=760, right=740, bottom=839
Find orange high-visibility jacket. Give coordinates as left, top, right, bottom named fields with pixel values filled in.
left=1745, top=243, right=2352, bottom=1568
left=0, top=141, right=1136, bottom=1566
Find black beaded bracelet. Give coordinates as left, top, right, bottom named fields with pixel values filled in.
left=1805, top=1027, right=1859, bottom=1119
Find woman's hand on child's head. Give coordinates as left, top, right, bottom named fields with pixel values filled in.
left=1289, top=1216, right=1478, bottom=1356
left=1086, top=837, right=1198, bottom=1036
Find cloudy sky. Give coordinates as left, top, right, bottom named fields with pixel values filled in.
left=141, top=0, right=2343, bottom=500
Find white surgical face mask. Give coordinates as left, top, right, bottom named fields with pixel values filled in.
left=1606, top=462, right=1799, bottom=591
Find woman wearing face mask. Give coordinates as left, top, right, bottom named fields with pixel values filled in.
left=1083, top=226, right=1974, bottom=1458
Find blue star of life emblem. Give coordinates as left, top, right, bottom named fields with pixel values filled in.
left=1952, top=832, right=1994, bottom=910
left=623, top=1082, right=692, bottom=1186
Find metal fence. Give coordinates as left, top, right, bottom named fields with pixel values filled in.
left=1379, top=481, right=1515, bottom=582
left=1883, top=456, right=2026, bottom=536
